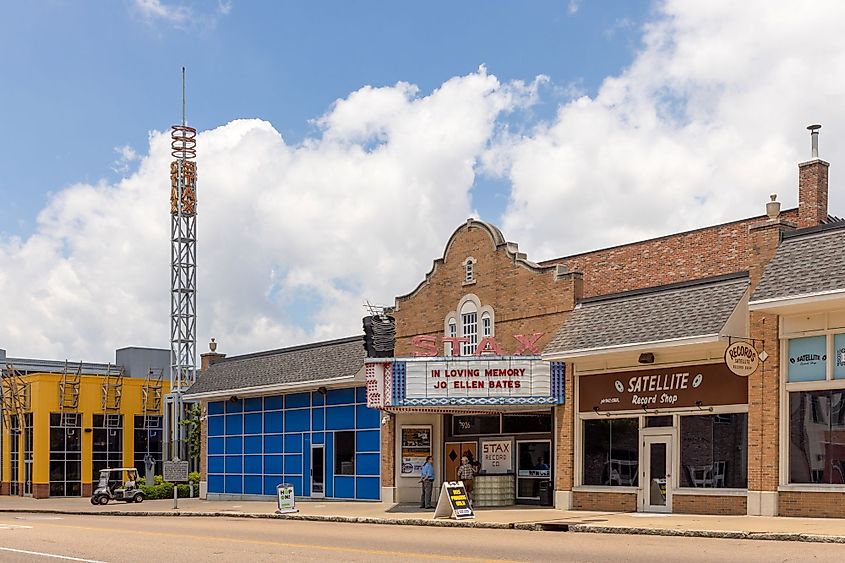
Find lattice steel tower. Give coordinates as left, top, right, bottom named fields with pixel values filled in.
left=166, top=67, right=198, bottom=461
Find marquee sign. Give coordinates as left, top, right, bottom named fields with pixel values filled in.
left=365, top=357, right=565, bottom=408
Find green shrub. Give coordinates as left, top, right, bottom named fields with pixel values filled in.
left=188, top=471, right=201, bottom=485
left=139, top=481, right=194, bottom=499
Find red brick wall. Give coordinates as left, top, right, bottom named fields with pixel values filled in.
left=542, top=210, right=798, bottom=299
left=779, top=492, right=845, bottom=518
left=673, top=494, right=746, bottom=515
left=572, top=491, right=637, bottom=511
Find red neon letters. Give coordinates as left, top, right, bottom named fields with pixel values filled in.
left=411, top=333, right=544, bottom=357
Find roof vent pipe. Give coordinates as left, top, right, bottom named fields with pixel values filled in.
left=766, top=193, right=781, bottom=220
left=808, top=124, right=821, bottom=158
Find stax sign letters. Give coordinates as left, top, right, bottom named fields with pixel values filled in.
left=411, top=332, right=544, bottom=357
left=724, top=341, right=760, bottom=377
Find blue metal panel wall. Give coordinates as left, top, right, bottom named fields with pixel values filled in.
left=206, top=385, right=381, bottom=500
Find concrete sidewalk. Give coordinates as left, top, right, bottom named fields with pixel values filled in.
left=2, top=496, right=844, bottom=543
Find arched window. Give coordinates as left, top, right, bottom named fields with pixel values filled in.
left=446, top=318, right=457, bottom=356
left=460, top=300, right=478, bottom=355
left=464, top=257, right=476, bottom=284
left=481, top=311, right=492, bottom=338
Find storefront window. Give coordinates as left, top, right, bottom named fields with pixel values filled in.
left=335, top=431, right=355, bottom=475
left=834, top=333, right=845, bottom=380
left=502, top=413, right=551, bottom=434
left=582, top=418, right=639, bottom=486
left=49, top=413, right=82, bottom=497
left=788, top=336, right=827, bottom=382
left=453, top=415, right=501, bottom=436
left=679, top=414, right=747, bottom=489
left=789, top=390, right=845, bottom=484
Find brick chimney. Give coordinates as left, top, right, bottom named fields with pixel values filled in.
left=798, top=124, right=829, bottom=228
left=200, top=338, right=226, bottom=371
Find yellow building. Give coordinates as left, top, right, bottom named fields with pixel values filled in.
left=1, top=349, right=170, bottom=498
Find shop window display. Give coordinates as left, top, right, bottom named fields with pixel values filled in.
left=582, top=418, right=639, bottom=486
left=789, top=390, right=845, bottom=484
left=679, top=414, right=748, bottom=488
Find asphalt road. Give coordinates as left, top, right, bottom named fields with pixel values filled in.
left=0, top=513, right=842, bottom=562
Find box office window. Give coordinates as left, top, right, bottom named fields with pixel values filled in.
left=679, top=414, right=747, bottom=489
left=835, top=333, right=845, bottom=380
left=582, top=418, right=639, bottom=486
left=789, top=390, right=845, bottom=484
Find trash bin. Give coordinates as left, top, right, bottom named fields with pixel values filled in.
left=538, top=480, right=553, bottom=506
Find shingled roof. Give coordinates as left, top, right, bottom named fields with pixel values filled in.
left=185, top=336, right=365, bottom=398
left=751, top=222, right=845, bottom=304
left=544, top=273, right=750, bottom=357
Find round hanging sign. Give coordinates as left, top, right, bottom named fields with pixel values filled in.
left=724, top=341, right=759, bottom=377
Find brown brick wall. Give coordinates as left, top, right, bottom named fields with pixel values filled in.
left=779, top=491, right=845, bottom=518
left=673, top=494, right=747, bottom=515
left=542, top=210, right=798, bottom=299
left=32, top=483, right=49, bottom=499
left=0, top=482, right=8, bottom=495
left=572, top=491, right=637, bottom=511
left=798, top=160, right=829, bottom=228
left=393, top=221, right=578, bottom=351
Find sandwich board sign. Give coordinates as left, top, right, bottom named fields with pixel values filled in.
left=433, top=481, right=475, bottom=520
left=276, top=483, right=298, bottom=514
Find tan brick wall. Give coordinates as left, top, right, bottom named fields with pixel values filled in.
left=747, top=220, right=790, bottom=495
left=554, top=367, right=575, bottom=491
left=543, top=210, right=798, bottom=299
left=779, top=492, right=845, bottom=518
left=381, top=414, right=395, bottom=487
left=572, top=491, right=637, bottom=511
left=673, top=494, right=747, bottom=515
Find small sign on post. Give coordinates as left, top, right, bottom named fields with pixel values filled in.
left=433, top=481, right=475, bottom=520
left=164, top=458, right=190, bottom=509
left=276, top=483, right=298, bottom=514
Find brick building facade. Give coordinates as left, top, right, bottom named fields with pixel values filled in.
left=366, top=134, right=844, bottom=517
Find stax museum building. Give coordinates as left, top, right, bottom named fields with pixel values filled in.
left=365, top=131, right=845, bottom=518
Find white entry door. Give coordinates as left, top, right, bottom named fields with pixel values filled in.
left=311, top=445, right=325, bottom=499
left=642, top=435, right=672, bottom=513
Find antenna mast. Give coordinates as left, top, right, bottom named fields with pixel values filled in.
left=166, top=66, right=198, bottom=463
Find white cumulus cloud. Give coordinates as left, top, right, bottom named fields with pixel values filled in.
left=0, top=69, right=538, bottom=359
left=490, top=0, right=845, bottom=259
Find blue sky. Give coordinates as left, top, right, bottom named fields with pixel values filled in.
left=0, top=0, right=650, bottom=235
left=3, top=1, right=845, bottom=359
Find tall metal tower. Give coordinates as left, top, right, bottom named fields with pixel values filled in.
left=166, top=67, right=198, bottom=461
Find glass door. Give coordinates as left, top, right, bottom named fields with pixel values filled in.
left=642, top=435, right=672, bottom=513
left=311, top=445, right=325, bottom=498
left=516, top=440, right=552, bottom=503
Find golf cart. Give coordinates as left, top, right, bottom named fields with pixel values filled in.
left=90, top=468, right=145, bottom=505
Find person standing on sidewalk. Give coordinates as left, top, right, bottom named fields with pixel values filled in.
left=457, top=455, right=475, bottom=505
left=419, top=456, right=435, bottom=509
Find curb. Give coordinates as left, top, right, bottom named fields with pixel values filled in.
left=3, top=508, right=845, bottom=543
left=567, top=524, right=845, bottom=544
left=0, top=508, right=512, bottom=530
